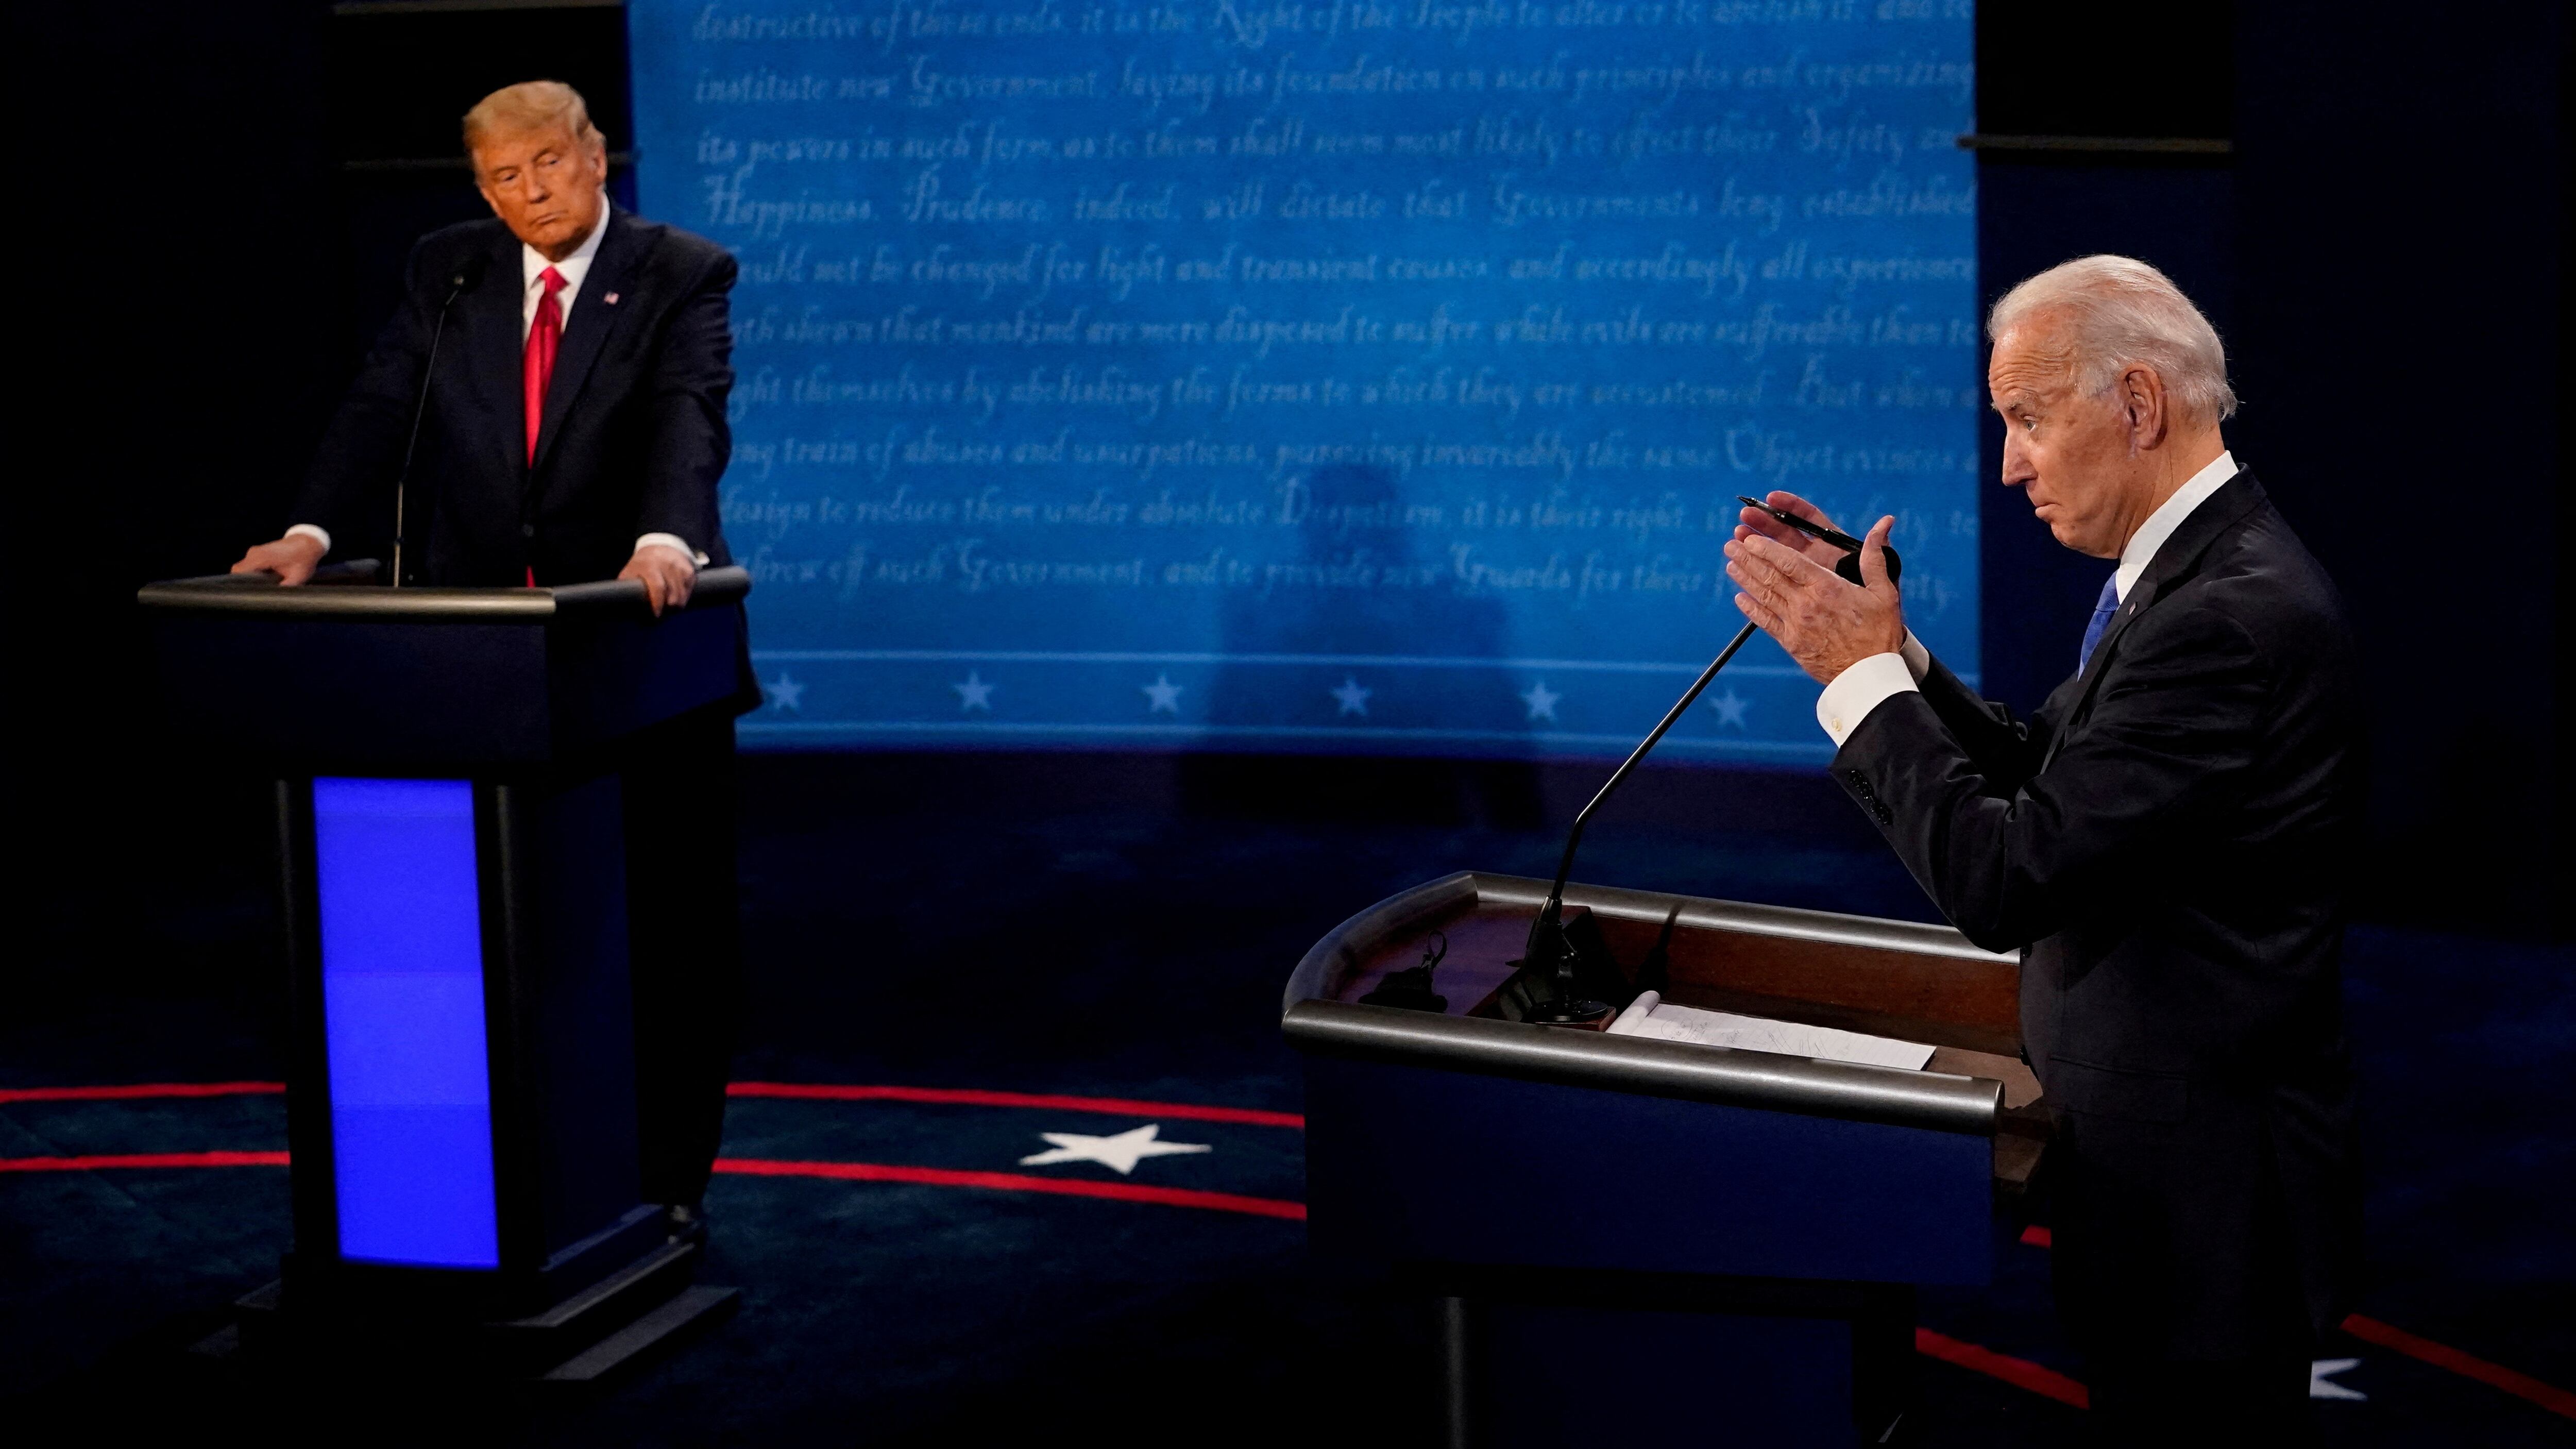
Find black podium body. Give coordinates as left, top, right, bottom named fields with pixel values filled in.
left=1285, top=872, right=2043, bottom=1447
left=138, top=567, right=750, bottom=1375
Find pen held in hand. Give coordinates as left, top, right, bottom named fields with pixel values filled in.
left=1737, top=496, right=1903, bottom=586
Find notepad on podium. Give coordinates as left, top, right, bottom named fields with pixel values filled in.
left=1606, top=991, right=1939, bottom=1071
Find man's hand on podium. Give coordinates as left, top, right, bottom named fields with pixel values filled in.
left=232, top=533, right=326, bottom=586
left=622, top=543, right=697, bottom=616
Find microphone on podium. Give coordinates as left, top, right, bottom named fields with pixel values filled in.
left=1511, top=502, right=1901, bottom=1027
left=390, top=252, right=490, bottom=587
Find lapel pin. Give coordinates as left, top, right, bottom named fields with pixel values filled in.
left=603, top=292, right=620, bottom=306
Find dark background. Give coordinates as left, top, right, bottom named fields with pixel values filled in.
left=12, top=0, right=2567, bottom=999
left=6, top=4, right=2568, bottom=1437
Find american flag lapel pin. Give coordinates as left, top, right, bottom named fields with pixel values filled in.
left=603, top=291, right=620, bottom=306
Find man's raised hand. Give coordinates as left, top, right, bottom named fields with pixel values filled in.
left=1724, top=514, right=1907, bottom=685
left=231, top=534, right=326, bottom=586
left=1734, top=491, right=1852, bottom=572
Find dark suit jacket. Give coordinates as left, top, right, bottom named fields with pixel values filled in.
left=296, top=208, right=737, bottom=586
left=1834, top=471, right=2365, bottom=1351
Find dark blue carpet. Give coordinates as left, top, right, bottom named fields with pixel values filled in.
left=4, top=754, right=2568, bottom=1444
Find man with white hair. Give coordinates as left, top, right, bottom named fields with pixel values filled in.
left=235, top=81, right=751, bottom=1241
left=1726, top=256, right=2363, bottom=1443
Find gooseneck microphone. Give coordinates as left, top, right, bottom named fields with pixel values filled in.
left=389, top=252, right=488, bottom=588
left=1516, top=510, right=1902, bottom=1026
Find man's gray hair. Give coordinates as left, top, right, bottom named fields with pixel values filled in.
left=1988, top=256, right=2238, bottom=423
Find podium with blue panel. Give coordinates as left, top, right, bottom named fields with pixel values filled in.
left=1285, top=872, right=2045, bottom=1447
left=138, top=564, right=751, bottom=1379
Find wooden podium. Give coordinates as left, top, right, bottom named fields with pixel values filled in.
left=1284, top=871, right=2044, bottom=1447
left=137, top=564, right=752, bottom=1380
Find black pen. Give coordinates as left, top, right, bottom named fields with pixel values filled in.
left=1737, top=495, right=1868, bottom=553
left=1736, top=496, right=1903, bottom=584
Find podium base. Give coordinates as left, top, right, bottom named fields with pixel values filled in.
left=194, top=1239, right=738, bottom=1387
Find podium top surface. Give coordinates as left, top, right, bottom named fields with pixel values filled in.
left=1284, top=872, right=2022, bottom=1136
left=138, top=565, right=753, bottom=769
left=137, top=565, right=752, bottom=622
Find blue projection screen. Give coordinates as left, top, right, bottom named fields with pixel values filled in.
left=631, top=0, right=1977, bottom=760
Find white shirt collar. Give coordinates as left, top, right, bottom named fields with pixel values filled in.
left=2114, top=450, right=2237, bottom=601
left=520, top=197, right=612, bottom=306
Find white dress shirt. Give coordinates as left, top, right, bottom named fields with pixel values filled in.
left=290, top=198, right=701, bottom=575
left=1814, top=451, right=2239, bottom=746
left=519, top=198, right=607, bottom=340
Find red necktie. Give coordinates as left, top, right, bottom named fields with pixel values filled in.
left=524, top=265, right=566, bottom=466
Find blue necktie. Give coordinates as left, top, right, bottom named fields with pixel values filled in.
left=2077, top=574, right=2121, bottom=677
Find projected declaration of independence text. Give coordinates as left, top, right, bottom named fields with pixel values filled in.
left=632, top=0, right=1978, bottom=757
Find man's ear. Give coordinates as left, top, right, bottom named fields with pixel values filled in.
left=2121, top=366, right=2168, bottom=450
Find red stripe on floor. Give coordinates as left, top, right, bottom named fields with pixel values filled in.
left=0, top=1151, right=290, bottom=1172
left=2016, top=1221, right=2572, bottom=1418
left=0, top=1149, right=1305, bottom=1221
left=711, top=1156, right=1307, bottom=1220
left=66, top=1144, right=2573, bottom=1421
left=0, top=1079, right=1303, bottom=1128
left=14, top=1090, right=2563, bottom=1421
left=2341, top=1313, right=2576, bottom=1420
left=1915, top=1327, right=2090, bottom=1408
left=0, top=1082, right=285, bottom=1104
left=726, top=1082, right=1305, bottom=1129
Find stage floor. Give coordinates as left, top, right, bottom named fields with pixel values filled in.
left=5, top=756, right=2569, bottom=1443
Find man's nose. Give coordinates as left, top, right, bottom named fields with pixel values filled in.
left=1999, top=435, right=2035, bottom=488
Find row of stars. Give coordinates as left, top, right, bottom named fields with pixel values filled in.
left=762, top=670, right=1754, bottom=728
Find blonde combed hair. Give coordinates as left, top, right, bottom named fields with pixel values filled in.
left=462, top=80, right=604, bottom=156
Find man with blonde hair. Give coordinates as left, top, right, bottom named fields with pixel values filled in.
left=237, top=81, right=751, bottom=1240
left=238, top=79, right=731, bottom=606
left=1726, top=256, right=2363, bottom=1443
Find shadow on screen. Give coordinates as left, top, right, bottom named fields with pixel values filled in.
left=1182, top=464, right=1539, bottom=823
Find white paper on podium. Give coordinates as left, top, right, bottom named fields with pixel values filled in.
left=1605, top=991, right=1937, bottom=1071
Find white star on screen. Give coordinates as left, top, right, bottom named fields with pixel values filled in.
left=2308, top=1358, right=2366, bottom=1402
left=1519, top=680, right=1561, bottom=722
left=1142, top=673, right=1184, bottom=714
left=763, top=672, right=806, bottom=712
left=953, top=670, right=995, bottom=712
left=1329, top=676, right=1372, bottom=717
left=1708, top=687, right=1750, bottom=729
left=1018, top=1123, right=1212, bottom=1176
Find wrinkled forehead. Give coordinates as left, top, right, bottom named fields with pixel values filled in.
left=1986, top=317, right=2082, bottom=406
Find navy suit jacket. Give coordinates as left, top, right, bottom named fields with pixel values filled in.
left=296, top=208, right=737, bottom=586
left=1833, top=470, right=2366, bottom=1350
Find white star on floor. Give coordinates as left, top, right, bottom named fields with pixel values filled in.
left=1708, top=687, right=1750, bottom=729
left=1142, top=673, right=1184, bottom=714
left=1520, top=680, right=1561, bottom=722
left=1019, top=1123, right=1211, bottom=1175
left=2309, top=1358, right=2366, bottom=1401
left=764, top=672, right=805, bottom=712
left=1330, top=676, right=1372, bottom=717
left=953, top=670, right=995, bottom=712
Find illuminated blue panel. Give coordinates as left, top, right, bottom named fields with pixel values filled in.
left=631, top=0, right=1978, bottom=762
left=312, top=777, right=500, bottom=1269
